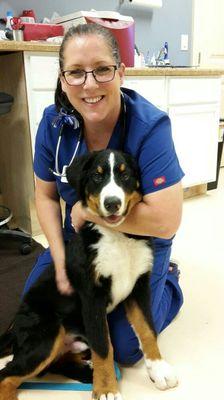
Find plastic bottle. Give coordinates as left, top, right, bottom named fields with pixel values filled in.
left=164, top=41, right=170, bottom=65
left=5, top=11, right=13, bottom=30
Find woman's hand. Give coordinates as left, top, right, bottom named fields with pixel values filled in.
left=71, top=201, right=88, bottom=233
left=55, top=261, right=74, bottom=295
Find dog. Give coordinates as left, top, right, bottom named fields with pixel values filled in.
left=0, top=149, right=178, bottom=400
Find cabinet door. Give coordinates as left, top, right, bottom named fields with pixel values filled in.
left=24, top=52, right=59, bottom=157
left=169, top=104, right=219, bottom=187
left=123, top=76, right=167, bottom=111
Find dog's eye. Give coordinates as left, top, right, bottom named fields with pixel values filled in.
left=92, top=172, right=103, bottom=183
left=121, top=172, right=129, bottom=181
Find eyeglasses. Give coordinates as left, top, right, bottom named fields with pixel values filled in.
left=62, top=65, right=118, bottom=86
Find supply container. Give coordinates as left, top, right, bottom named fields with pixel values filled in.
left=22, top=23, right=64, bottom=41
left=12, top=29, right=24, bottom=41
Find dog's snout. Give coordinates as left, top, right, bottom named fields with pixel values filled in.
left=104, top=196, right=121, bottom=214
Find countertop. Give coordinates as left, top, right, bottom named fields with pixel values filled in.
left=0, top=40, right=224, bottom=76
left=0, top=39, right=60, bottom=52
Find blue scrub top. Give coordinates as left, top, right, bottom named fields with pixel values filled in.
left=34, top=88, right=184, bottom=237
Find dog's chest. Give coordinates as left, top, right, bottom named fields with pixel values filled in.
left=91, top=226, right=153, bottom=313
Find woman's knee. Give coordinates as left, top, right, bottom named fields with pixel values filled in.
left=112, top=334, right=143, bottom=365
left=108, top=304, right=143, bottom=365
left=22, top=248, right=52, bottom=295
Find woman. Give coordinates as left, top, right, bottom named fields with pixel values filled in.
left=24, top=24, right=184, bottom=365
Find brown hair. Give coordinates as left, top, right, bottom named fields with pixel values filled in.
left=59, top=23, right=121, bottom=71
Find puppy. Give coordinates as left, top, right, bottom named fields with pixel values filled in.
left=0, top=150, right=178, bottom=400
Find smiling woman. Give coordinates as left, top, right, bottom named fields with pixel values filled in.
left=59, top=29, right=125, bottom=137
left=23, top=22, right=184, bottom=395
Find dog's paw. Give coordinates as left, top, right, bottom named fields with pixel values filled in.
left=145, top=359, right=178, bottom=390
left=92, top=392, right=123, bottom=400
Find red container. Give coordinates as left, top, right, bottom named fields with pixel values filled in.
left=85, top=17, right=135, bottom=67
left=21, top=9, right=36, bottom=22
left=23, top=23, right=64, bottom=41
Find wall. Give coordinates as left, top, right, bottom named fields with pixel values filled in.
left=0, top=0, right=192, bottom=65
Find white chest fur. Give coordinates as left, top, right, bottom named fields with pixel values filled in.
left=91, top=226, right=153, bottom=313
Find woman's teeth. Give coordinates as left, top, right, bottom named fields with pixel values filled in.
left=84, top=96, right=103, bottom=104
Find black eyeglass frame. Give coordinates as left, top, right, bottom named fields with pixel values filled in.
left=61, top=65, right=118, bottom=86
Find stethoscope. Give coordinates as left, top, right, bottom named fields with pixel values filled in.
left=49, top=91, right=127, bottom=182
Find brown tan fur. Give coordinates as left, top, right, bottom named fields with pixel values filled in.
left=125, top=301, right=161, bottom=361
left=125, top=190, right=142, bottom=215
left=119, top=163, right=125, bottom=172
left=91, top=336, right=118, bottom=399
left=0, top=327, right=66, bottom=400
left=87, top=194, right=101, bottom=214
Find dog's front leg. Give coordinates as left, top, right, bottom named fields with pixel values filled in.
left=81, top=297, right=122, bottom=400
left=125, top=274, right=178, bottom=390
left=91, top=339, right=122, bottom=400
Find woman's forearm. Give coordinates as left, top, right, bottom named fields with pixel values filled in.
left=78, top=183, right=183, bottom=239
left=35, top=194, right=65, bottom=264
left=85, top=201, right=173, bottom=238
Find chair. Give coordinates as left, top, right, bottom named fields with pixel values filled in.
left=0, top=92, right=32, bottom=254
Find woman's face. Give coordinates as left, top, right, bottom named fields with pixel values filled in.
left=60, top=34, right=125, bottom=126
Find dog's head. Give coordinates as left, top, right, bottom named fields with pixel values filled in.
left=66, top=149, right=142, bottom=226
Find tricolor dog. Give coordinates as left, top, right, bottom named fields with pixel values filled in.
left=0, top=150, right=178, bottom=400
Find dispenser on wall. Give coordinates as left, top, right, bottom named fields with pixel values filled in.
left=119, top=0, right=163, bottom=10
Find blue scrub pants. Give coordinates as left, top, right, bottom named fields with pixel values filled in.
left=23, top=237, right=183, bottom=365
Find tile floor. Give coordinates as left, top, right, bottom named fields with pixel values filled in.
left=1, top=169, right=224, bottom=400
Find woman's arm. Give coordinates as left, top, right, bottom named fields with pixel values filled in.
left=71, top=181, right=183, bottom=238
left=35, top=177, right=73, bottom=294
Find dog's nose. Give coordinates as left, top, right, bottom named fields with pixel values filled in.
left=104, top=196, right=121, bottom=214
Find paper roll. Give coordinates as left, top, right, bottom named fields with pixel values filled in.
left=120, top=0, right=162, bottom=10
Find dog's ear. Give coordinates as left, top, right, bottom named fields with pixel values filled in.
left=66, top=153, right=94, bottom=198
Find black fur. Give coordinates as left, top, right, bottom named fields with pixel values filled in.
left=0, top=149, right=155, bottom=388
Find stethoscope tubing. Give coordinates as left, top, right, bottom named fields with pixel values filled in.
left=51, top=92, right=126, bottom=179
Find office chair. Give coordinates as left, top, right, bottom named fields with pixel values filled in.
left=0, top=92, right=32, bottom=254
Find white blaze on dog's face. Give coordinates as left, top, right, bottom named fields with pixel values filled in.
left=100, top=152, right=125, bottom=218
left=85, top=150, right=142, bottom=226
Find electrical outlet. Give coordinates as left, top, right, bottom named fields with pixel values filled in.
left=181, top=34, right=188, bottom=51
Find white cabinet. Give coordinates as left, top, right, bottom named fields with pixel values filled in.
left=124, top=76, right=167, bottom=111
left=169, top=104, right=219, bottom=187
left=124, top=75, right=221, bottom=188
left=168, top=77, right=221, bottom=105
left=168, top=76, right=221, bottom=187
left=24, top=52, right=59, bottom=156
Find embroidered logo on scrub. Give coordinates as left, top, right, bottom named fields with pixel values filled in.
left=153, top=176, right=166, bottom=187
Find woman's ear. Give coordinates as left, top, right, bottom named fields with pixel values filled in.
left=118, top=63, right=125, bottom=86
left=60, top=73, right=67, bottom=94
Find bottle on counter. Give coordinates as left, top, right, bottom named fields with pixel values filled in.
left=5, top=10, right=13, bottom=30
left=164, top=41, right=170, bottom=65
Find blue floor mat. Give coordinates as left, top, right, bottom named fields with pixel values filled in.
left=19, top=363, right=121, bottom=391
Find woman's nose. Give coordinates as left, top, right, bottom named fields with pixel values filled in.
left=83, top=72, right=99, bottom=89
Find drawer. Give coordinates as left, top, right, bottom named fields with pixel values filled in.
left=123, top=76, right=167, bottom=111
left=168, top=77, right=221, bottom=105
left=29, top=55, right=59, bottom=89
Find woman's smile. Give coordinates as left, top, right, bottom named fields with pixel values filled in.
left=82, top=95, right=104, bottom=104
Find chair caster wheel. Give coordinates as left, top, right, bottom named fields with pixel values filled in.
left=20, top=243, right=32, bottom=255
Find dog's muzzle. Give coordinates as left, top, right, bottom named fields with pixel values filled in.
left=104, top=196, right=122, bottom=214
